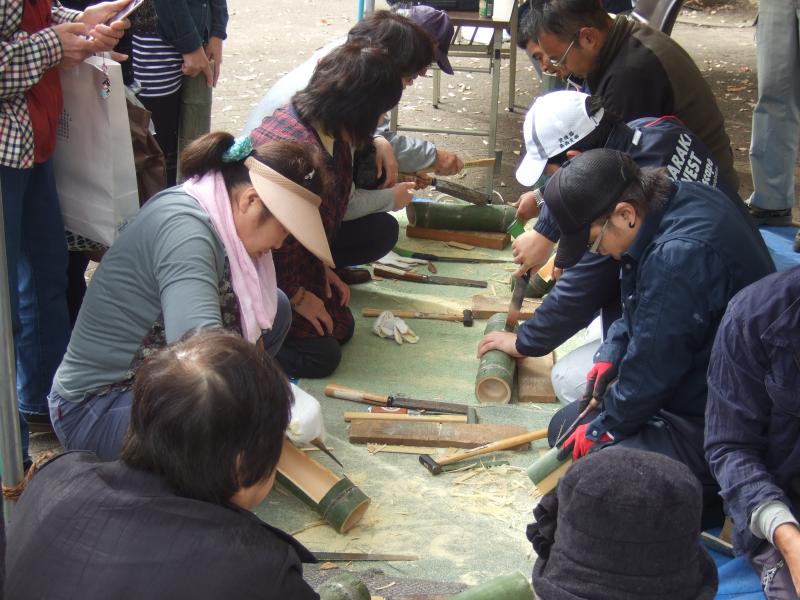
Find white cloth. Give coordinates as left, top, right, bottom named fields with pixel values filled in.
left=287, top=384, right=325, bottom=445
left=372, top=311, right=419, bottom=345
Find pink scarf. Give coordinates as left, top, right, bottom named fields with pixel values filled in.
left=183, top=172, right=277, bottom=343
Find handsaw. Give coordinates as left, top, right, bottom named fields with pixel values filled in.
left=553, top=399, right=600, bottom=448
left=394, top=247, right=510, bottom=264
left=505, top=273, right=530, bottom=331
left=373, top=265, right=487, bottom=288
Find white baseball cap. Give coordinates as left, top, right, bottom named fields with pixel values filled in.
left=515, top=91, right=604, bottom=187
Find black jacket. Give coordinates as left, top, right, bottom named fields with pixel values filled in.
left=588, top=16, right=738, bottom=192
left=4, top=452, right=319, bottom=600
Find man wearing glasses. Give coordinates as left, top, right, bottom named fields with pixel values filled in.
left=515, top=149, right=773, bottom=522
left=521, top=0, right=738, bottom=194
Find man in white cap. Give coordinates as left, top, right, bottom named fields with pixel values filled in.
left=479, top=91, right=756, bottom=405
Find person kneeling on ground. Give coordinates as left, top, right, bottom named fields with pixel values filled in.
left=528, top=448, right=718, bottom=599
left=481, top=149, right=774, bottom=523
left=50, top=133, right=332, bottom=460
left=705, top=266, right=800, bottom=599
left=5, top=330, right=319, bottom=600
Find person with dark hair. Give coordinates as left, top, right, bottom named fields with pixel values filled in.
left=523, top=0, right=738, bottom=193
left=482, top=149, right=773, bottom=521
left=491, top=91, right=756, bottom=406
left=250, top=43, right=404, bottom=379
left=241, top=8, right=462, bottom=177
left=7, top=329, right=319, bottom=600
left=705, top=267, right=800, bottom=599
left=49, top=133, right=333, bottom=460
left=528, top=448, right=718, bottom=599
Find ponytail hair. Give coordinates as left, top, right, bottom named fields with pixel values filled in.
left=179, top=132, right=330, bottom=199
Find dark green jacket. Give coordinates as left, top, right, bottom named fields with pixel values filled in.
left=153, top=0, right=227, bottom=54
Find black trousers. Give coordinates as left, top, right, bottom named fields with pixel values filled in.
left=276, top=319, right=355, bottom=379
left=331, top=212, right=399, bottom=267
left=548, top=400, right=724, bottom=529
left=139, top=90, right=181, bottom=187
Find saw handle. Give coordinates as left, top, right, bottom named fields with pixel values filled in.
left=324, top=384, right=389, bottom=406
left=433, top=427, right=549, bottom=467
left=373, top=266, right=426, bottom=282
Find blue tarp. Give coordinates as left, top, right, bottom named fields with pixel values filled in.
left=711, top=550, right=764, bottom=600
left=761, top=226, right=800, bottom=272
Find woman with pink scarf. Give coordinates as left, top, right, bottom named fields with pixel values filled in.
left=48, top=133, right=332, bottom=460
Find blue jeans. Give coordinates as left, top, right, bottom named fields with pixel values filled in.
left=50, top=290, right=293, bottom=460
left=1, top=160, right=71, bottom=460
left=749, top=0, right=800, bottom=211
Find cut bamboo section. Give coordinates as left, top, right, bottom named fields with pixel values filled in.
left=527, top=446, right=572, bottom=494
left=317, top=573, right=370, bottom=600
left=276, top=439, right=370, bottom=533
left=511, top=254, right=557, bottom=298
left=406, top=226, right=510, bottom=250
left=344, top=412, right=467, bottom=423
left=451, top=572, right=534, bottom=600
left=407, top=200, right=516, bottom=232
left=475, top=313, right=516, bottom=404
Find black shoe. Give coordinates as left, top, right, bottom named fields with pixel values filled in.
left=747, top=205, right=793, bottom=226
left=335, top=267, right=371, bottom=285
left=21, top=411, right=54, bottom=434
left=794, top=229, right=800, bottom=253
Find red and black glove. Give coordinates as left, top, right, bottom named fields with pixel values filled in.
left=581, top=361, right=617, bottom=410
left=558, top=423, right=613, bottom=462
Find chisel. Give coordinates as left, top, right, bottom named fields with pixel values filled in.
left=373, top=265, right=487, bottom=288
left=324, top=384, right=471, bottom=415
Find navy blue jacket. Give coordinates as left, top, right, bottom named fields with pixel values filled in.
left=586, top=181, right=774, bottom=440
left=154, top=0, right=228, bottom=54
left=705, top=266, right=800, bottom=555
left=516, top=116, right=743, bottom=357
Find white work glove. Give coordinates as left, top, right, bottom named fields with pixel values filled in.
left=374, top=251, right=428, bottom=270
left=372, top=310, right=419, bottom=345
left=287, top=383, right=325, bottom=445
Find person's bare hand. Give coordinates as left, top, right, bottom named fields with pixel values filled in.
left=391, top=182, right=415, bottom=210
left=512, top=230, right=555, bottom=278
left=182, top=47, right=213, bottom=86
left=477, top=331, right=523, bottom=358
left=54, top=22, right=94, bottom=68
left=373, top=136, right=398, bottom=188
left=87, top=21, right=128, bottom=54
left=433, top=149, right=463, bottom=175
left=774, top=524, right=800, bottom=594
left=324, top=267, right=351, bottom=307
left=204, top=36, right=223, bottom=87
left=513, top=190, right=541, bottom=222
left=78, top=0, right=131, bottom=28
left=293, top=290, right=333, bottom=336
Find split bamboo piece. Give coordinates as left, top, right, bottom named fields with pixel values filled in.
left=276, top=439, right=370, bottom=533
left=475, top=313, right=516, bottom=404
left=471, top=295, right=540, bottom=320
left=407, top=200, right=516, bottom=233
left=526, top=446, right=573, bottom=494
left=344, top=412, right=467, bottom=423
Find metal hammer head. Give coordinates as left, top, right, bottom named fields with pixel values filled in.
left=463, top=309, right=474, bottom=327
left=419, top=454, right=443, bottom=475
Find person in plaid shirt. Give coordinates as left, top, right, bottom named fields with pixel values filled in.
left=1, top=0, right=129, bottom=465
left=251, top=42, right=403, bottom=379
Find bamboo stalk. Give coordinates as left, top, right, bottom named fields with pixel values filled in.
left=450, top=572, right=534, bottom=600
left=407, top=200, right=516, bottom=233
left=475, top=313, right=516, bottom=404
left=526, top=446, right=572, bottom=494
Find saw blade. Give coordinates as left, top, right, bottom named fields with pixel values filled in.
left=425, top=274, right=488, bottom=288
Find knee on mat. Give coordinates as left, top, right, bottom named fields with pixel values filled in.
left=371, top=213, right=400, bottom=260
left=302, top=337, right=343, bottom=379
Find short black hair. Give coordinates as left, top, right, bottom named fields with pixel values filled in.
left=121, top=329, right=293, bottom=505
left=517, top=1, right=535, bottom=49
left=547, top=95, right=621, bottom=166
left=348, top=10, right=434, bottom=78
left=292, top=42, right=403, bottom=149
left=528, top=0, right=612, bottom=41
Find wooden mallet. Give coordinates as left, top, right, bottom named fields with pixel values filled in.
left=419, top=427, right=548, bottom=475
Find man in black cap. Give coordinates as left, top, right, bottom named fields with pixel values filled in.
left=528, top=448, right=718, bottom=599
left=511, top=149, right=774, bottom=517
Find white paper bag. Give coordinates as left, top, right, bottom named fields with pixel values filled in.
left=54, top=55, right=139, bottom=247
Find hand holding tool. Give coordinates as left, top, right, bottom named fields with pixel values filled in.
left=419, top=427, right=548, bottom=475
left=362, top=307, right=473, bottom=327
left=552, top=398, right=600, bottom=449
left=583, top=361, right=617, bottom=407
left=505, top=273, right=530, bottom=331
left=557, top=422, right=613, bottom=461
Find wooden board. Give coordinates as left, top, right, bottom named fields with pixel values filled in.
left=471, top=294, right=541, bottom=320
left=349, top=421, right=530, bottom=449
left=406, top=226, right=510, bottom=250
left=516, top=354, right=557, bottom=403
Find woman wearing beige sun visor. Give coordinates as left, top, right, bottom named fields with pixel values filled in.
left=48, top=133, right=332, bottom=460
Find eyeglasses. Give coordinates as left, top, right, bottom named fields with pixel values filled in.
left=549, top=37, right=577, bottom=69
left=588, top=218, right=609, bottom=254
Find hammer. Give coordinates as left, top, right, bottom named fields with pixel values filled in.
left=419, top=427, right=548, bottom=475
left=362, top=307, right=474, bottom=327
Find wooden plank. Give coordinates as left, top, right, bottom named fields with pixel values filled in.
left=344, top=412, right=467, bottom=423
left=349, top=421, right=530, bottom=449
left=516, top=354, right=557, bottom=403
left=471, top=294, right=541, bottom=320
left=406, top=226, right=510, bottom=250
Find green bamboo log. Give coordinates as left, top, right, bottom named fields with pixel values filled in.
left=526, top=446, right=572, bottom=494
left=475, top=313, right=516, bottom=404
left=318, top=573, right=370, bottom=600
left=407, top=200, right=516, bottom=233
left=450, top=572, right=534, bottom=600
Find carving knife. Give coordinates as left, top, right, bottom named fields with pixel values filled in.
left=373, top=265, right=487, bottom=288
left=505, top=273, right=530, bottom=331
left=312, top=552, right=418, bottom=562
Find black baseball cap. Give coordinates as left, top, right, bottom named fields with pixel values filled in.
left=543, top=149, right=640, bottom=268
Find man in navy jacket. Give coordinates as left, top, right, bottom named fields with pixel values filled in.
left=706, top=267, right=800, bottom=598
